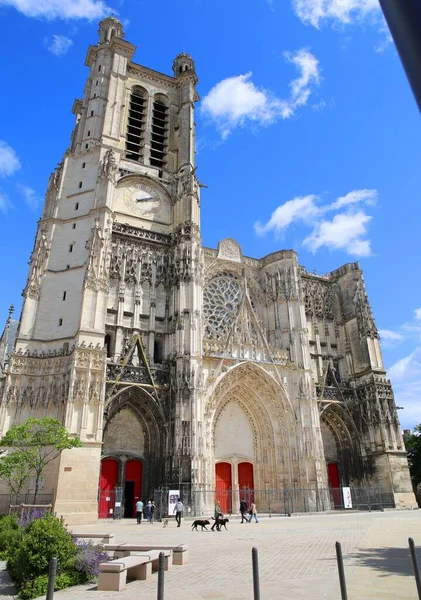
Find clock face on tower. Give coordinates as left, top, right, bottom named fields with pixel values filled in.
left=123, top=183, right=162, bottom=218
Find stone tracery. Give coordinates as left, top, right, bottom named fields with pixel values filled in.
left=203, top=272, right=243, bottom=340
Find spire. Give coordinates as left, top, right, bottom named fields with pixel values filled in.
left=0, top=304, right=17, bottom=372
left=172, top=52, right=196, bottom=78
left=98, top=15, right=124, bottom=44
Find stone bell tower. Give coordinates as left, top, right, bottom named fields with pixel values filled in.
left=0, top=16, right=202, bottom=523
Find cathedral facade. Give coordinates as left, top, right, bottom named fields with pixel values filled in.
left=0, top=18, right=415, bottom=523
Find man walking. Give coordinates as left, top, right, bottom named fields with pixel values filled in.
left=240, top=498, right=248, bottom=523
left=173, top=497, right=183, bottom=527
left=136, top=499, right=144, bottom=524
left=211, top=500, right=223, bottom=531
left=145, top=500, right=152, bottom=522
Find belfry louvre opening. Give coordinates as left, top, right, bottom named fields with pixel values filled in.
left=150, top=99, right=168, bottom=169
left=126, top=87, right=146, bottom=162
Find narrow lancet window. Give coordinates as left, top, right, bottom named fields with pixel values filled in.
left=125, top=87, right=146, bottom=162
left=150, top=98, right=168, bottom=170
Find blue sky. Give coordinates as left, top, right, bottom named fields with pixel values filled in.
left=0, top=0, right=420, bottom=428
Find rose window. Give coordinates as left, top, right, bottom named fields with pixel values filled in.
left=203, top=273, right=243, bottom=340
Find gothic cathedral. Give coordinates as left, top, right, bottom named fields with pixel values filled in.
left=0, top=18, right=415, bottom=523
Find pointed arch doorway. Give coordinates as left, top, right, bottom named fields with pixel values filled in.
left=328, top=462, right=342, bottom=508
left=215, top=462, right=232, bottom=514
left=98, top=458, right=118, bottom=518
left=238, top=461, right=254, bottom=505
left=124, top=459, right=143, bottom=518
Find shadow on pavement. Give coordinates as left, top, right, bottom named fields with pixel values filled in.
left=350, top=545, right=421, bottom=577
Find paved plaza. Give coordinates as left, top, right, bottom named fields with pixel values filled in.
left=2, top=510, right=421, bottom=599
left=46, top=510, right=421, bottom=599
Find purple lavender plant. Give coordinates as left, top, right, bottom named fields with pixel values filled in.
left=75, top=541, right=110, bottom=578
left=19, top=508, right=45, bottom=527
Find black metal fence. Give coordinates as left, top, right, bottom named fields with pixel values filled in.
left=153, top=485, right=395, bottom=520
left=0, top=493, right=54, bottom=516
left=98, top=486, right=123, bottom=519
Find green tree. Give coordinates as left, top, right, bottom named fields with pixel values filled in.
left=404, top=424, right=421, bottom=500
left=0, top=450, right=36, bottom=502
left=0, top=418, right=81, bottom=502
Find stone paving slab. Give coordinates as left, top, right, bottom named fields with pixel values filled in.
left=0, top=560, right=17, bottom=599
left=27, top=510, right=421, bottom=600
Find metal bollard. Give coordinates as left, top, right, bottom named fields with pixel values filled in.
left=335, top=542, right=348, bottom=600
left=46, top=557, right=57, bottom=600
left=252, top=547, right=260, bottom=600
left=157, top=551, right=165, bottom=600
left=409, top=538, right=421, bottom=599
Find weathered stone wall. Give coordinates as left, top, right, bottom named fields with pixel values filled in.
left=103, top=408, right=145, bottom=457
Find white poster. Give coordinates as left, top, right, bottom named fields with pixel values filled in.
left=168, top=490, right=180, bottom=516
left=342, top=487, right=353, bottom=509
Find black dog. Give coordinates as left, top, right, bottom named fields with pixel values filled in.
left=191, top=519, right=210, bottom=531
left=211, top=516, right=229, bottom=531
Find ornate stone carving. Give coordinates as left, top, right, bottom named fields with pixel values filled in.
left=113, top=222, right=171, bottom=245
left=177, top=165, right=198, bottom=200
left=203, top=272, right=242, bottom=341
left=52, top=161, right=63, bottom=191
left=301, top=277, right=335, bottom=321
left=99, top=148, right=117, bottom=184
left=354, top=281, right=379, bottom=339
left=24, top=228, right=50, bottom=300
left=85, top=220, right=111, bottom=292
left=217, top=239, right=242, bottom=263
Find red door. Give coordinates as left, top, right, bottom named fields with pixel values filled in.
left=238, top=462, right=254, bottom=505
left=215, top=462, right=232, bottom=514
left=328, top=462, right=341, bottom=508
left=99, top=458, right=118, bottom=518
left=125, top=460, right=142, bottom=518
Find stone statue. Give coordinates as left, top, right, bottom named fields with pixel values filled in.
left=26, top=229, right=50, bottom=299
left=100, top=148, right=117, bottom=184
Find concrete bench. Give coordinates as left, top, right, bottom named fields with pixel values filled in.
left=98, top=550, right=171, bottom=591
left=71, top=532, right=115, bottom=544
left=108, top=543, right=188, bottom=565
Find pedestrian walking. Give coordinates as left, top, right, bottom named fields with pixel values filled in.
left=150, top=500, right=155, bottom=523
left=248, top=501, right=258, bottom=523
left=145, top=500, right=152, bottom=522
left=136, top=499, right=144, bottom=524
left=173, top=497, right=183, bottom=527
left=240, top=498, right=248, bottom=523
left=211, top=500, right=223, bottom=531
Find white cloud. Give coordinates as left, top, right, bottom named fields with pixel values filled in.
left=329, top=189, right=377, bottom=210
left=285, top=49, right=321, bottom=108
left=303, top=211, right=372, bottom=256
left=0, top=0, right=113, bottom=20
left=389, top=348, right=421, bottom=427
left=0, top=190, right=11, bottom=214
left=47, top=35, right=73, bottom=56
left=381, top=315, right=421, bottom=428
left=379, top=329, right=404, bottom=349
left=254, top=195, right=319, bottom=235
left=201, top=49, right=321, bottom=138
left=255, top=188, right=375, bottom=257
left=415, top=308, right=421, bottom=321
left=291, top=0, right=391, bottom=53
left=292, top=0, right=379, bottom=28
left=393, top=380, right=421, bottom=430
left=389, top=349, right=421, bottom=381
left=379, top=329, right=404, bottom=342
left=17, top=184, right=41, bottom=211
left=0, top=141, right=21, bottom=178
